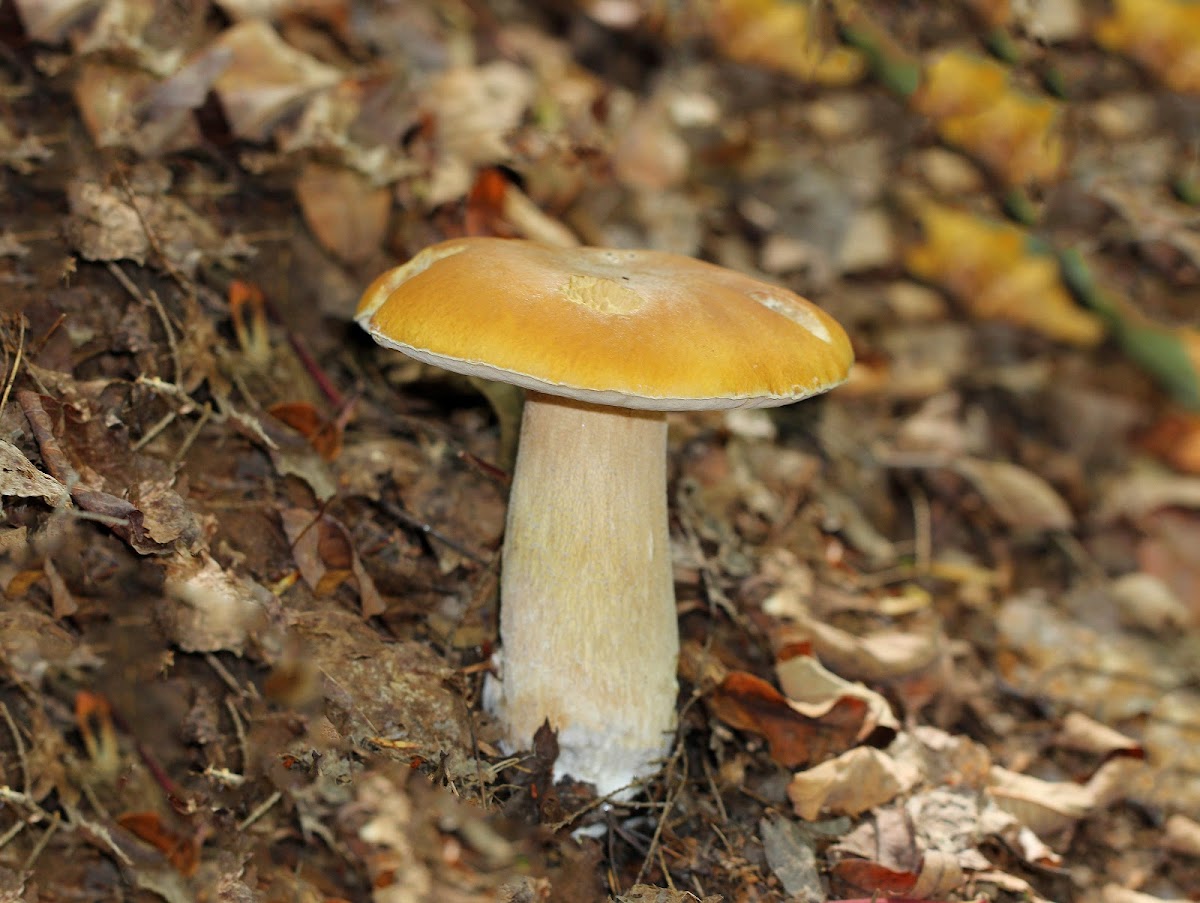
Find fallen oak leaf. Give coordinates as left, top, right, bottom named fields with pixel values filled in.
left=708, top=671, right=868, bottom=768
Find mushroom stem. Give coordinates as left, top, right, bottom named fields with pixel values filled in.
left=496, top=390, right=677, bottom=794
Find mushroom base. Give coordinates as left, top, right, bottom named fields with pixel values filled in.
left=493, top=391, right=678, bottom=796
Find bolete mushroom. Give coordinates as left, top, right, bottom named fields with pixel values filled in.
left=356, top=237, right=852, bottom=795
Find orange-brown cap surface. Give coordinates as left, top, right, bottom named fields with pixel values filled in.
left=356, top=237, right=853, bottom=410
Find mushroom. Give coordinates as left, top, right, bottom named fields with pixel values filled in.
left=356, top=237, right=852, bottom=795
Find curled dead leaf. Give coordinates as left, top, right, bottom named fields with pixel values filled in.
left=708, top=671, right=868, bottom=768
left=788, top=747, right=919, bottom=820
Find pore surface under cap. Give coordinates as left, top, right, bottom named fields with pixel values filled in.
left=356, top=237, right=853, bottom=411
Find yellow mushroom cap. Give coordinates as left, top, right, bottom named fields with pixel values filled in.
left=356, top=237, right=853, bottom=411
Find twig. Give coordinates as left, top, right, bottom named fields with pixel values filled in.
left=0, top=315, right=24, bottom=421
left=131, top=409, right=177, bottom=452
left=106, top=261, right=183, bottom=388
left=224, top=697, right=249, bottom=775
left=65, top=805, right=133, bottom=868
left=204, top=652, right=260, bottom=700
left=21, top=810, right=59, bottom=872
left=169, top=401, right=212, bottom=469
left=237, top=790, right=282, bottom=832
left=377, top=498, right=490, bottom=566
left=0, top=703, right=29, bottom=795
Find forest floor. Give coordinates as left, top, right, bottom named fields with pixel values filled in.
left=0, top=1, right=1198, bottom=901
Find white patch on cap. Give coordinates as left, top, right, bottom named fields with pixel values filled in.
left=562, top=274, right=646, bottom=315
left=749, top=290, right=833, bottom=343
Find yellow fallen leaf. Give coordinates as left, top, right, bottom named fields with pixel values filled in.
left=905, top=201, right=1105, bottom=345
left=1094, top=0, right=1200, bottom=94
left=912, top=51, right=1063, bottom=185
left=710, top=0, right=866, bottom=85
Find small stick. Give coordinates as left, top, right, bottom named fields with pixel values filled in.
left=0, top=315, right=25, bottom=420
left=237, top=790, right=282, bottom=832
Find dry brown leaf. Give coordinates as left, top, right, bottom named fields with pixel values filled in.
left=1110, top=572, right=1191, bottom=634
left=12, top=0, right=98, bottom=42
left=805, top=619, right=943, bottom=686
left=117, top=811, right=200, bottom=877
left=830, top=806, right=964, bottom=898
left=708, top=671, right=868, bottom=769
left=42, top=556, right=78, bottom=619
left=423, top=62, right=534, bottom=206
left=280, top=508, right=386, bottom=618
left=788, top=747, right=919, bottom=820
left=159, top=553, right=281, bottom=654
left=1101, top=887, right=1191, bottom=903
left=776, top=654, right=899, bottom=738
left=0, top=439, right=69, bottom=507
left=210, top=19, right=341, bottom=142
left=1163, top=813, right=1200, bottom=857
left=952, top=457, right=1074, bottom=532
left=1097, top=466, right=1200, bottom=522
left=294, top=162, right=391, bottom=264
left=1054, top=712, right=1143, bottom=758
left=988, top=757, right=1145, bottom=837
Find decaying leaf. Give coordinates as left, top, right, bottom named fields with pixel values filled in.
left=905, top=201, right=1105, bottom=345
left=710, top=0, right=865, bottom=85
left=210, top=19, right=341, bottom=142
left=117, top=812, right=201, bottom=877
left=1054, top=711, right=1143, bottom=758
left=988, top=756, right=1146, bottom=837
left=788, top=747, right=920, bottom=820
left=280, top=508, right=386, bottom=618
left=1094, top=0, right=1200, bottom=93
left=159, top=553, right=281, bottom=655
left=912, top=51, right=1063, bottom=185
left=423, top=62, right=535, bottom=207
left=952, top=457, right=1074, bottom=532
left=759, top=812, right=822, bottom=903
left=294, top=162, right=392, bottom=265
left=708, top=670, right=869, bottom=768
left=830, top=806, right=964, bottom=899
left=776, top=653, right=899, bottom=737
left=0, top=439, right=69, bottom=507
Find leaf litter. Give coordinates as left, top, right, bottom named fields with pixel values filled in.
left=0, top=2, right=1197, bottom=901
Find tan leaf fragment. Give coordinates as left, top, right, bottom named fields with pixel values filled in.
left=953, top=457, right=1074, bottom=531
left=11, top=0, right=98, bottom=42
left=1096, top=466, right=1200, bottom=522
left=776, top=653, right=899, bottom=739
left=423, top=62, right=535, bottom=206
left=805, top=618, right=943, bottom=685
left=1163, top=813, right=1200, bottom=857
left=43, top=557, right=78, bottom=619
left=1110, top=572, right=1191, bottom=634
left=788, top=747, right=919, bottom=820
left=0, top=439, right=69, bottom=507
left=281, top=508, right=385, bottom=618
left=1101, top=887, right=1191, bottom=903
left=160, top=554, right=280, bottom=654
left=295, top=162, right=392, bottom=264
left=1054, top=712, right=1143, bottom=758
left=210, top=19, right=341, bottom=142
left=988, top=756, right=1145, bottom=837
